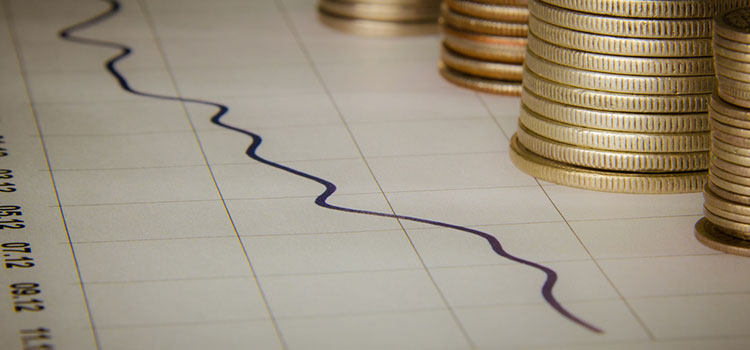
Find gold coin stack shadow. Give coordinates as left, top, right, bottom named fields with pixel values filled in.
left=438, top=0, right=530, bottom=96
left=696, top=7, right=750, bottom=257
left=510, top=0, right=750, bottom=194
left=318, top=0, right=442, bottom=36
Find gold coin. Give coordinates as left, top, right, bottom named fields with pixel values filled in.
left=441, top=3, right=529, bottom=36
left=714, top=7, right=750, bottom=43
left=715, top=54, right=750, bottom=74
left=704, top=206, right=750, bottom=238
left=695, top=217, right=750, bottom=257
left=529, top=16, right=713, bottom=57
left=712, top=128, right=750, bottom=148
left=446, top=0, right=529, bottom=22
left=522, top=69, right=711, bottom=113
left=711, top=91, right=750, bottom=124
left=712, top=144, right=750, bottom=168
left=714, top=43, right=750, bottom=63
left=521, top=89, right=709, bottom=133
left=524, top=50, right=715, bottom=95
left=318, top=10, right=438, bottom=36
left=711, top=155, right=750, bottom=178
left=540, top=0, right=750, bottom=19
left=526, top=34, right=715, bottom=77
left=712, top=174, right=750, bottom=198
left=713, top=137, right=750, bottom=158
left=472, top=0, right=528, bottom=5
left=441, top=24, right=527, bottom=63
left=714, top=34, right=750, bottom=54
left=441, top=46, right=523, bottom=80
left=711, top=111, right=750, bottom=140
left=439, top=62, right=522, bottom=95
left=529, top=0, right=712, bottom=38
left=718, top=77, right=750, bottom=110
left=716, top=64, right=750, bottom=84
left=711, top=163, right=750, bottom=187
left=319, top=0, right=439, bottom=21
left=708, top=180, right=750, bottom=205
left=520, top=106, right=710, bottom=153
left=709, top=106, right=750, bottom=130
left=510, top=134, right=706, bottom=194
left=516, top=126, right=709, bottom=172
left=706, top=203, right=750, bottom=226
left=705, top=184, right=750, bottom=217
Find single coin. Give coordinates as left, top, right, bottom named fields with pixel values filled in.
left=695, top=217, right=750, bottom=257
left=539, top=0, right=750, bottom=19
left=717, top=77, right=750, bottom=109
left=714, top=34, right=750, bottom=54
left=711, top=163, right=750, bottom=187
left=714, top=7, right=750, bottom=43
left=705, top=185, right=750, bottom=217
left=522, top=69, right=711, bottom=113
left=519, top=106, right=710, bottom=153
left=439, top=62, right=522, bottom=95
left=529, top=0, right=712, bottom=38
left=524, top=50, right=715, bottom=95
left=704, top=206, right=750, bottom=237
left=516, top=126, right=709, bottom=172
left=526, top=34, right=715, bottom=76
left=521, top=89, right=709, bottom=133
left=472, top=0, right=528, bottom=5
left=711, top=155, right=750, bottom=178
left=529, top=16, right=713, bottom=57
left=713, top=128, right=750, bottom=148
left=442, top=24, right=527, bottom=62
left=715, top=54, right=750, bottom=74
left=318, top=10, right=438, bottom=36
left=709, top=180, right=750, bottom=205
left=711, top=91, right=750, bottom=123
left=441, top=46, right=524, bottom=80
left=319, top=0, right=439, bottom=21
left=510, top=134, right=707, bottom=194
left=445, top=0, right=529, bottom=22
left=441, top=3, right=529, bottom=36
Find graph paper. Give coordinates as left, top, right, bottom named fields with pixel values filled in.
left=1, top=0, right=750, bottom=349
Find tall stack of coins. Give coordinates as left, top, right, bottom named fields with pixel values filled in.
left=510, top=0, right=750, bottom=194
left=696, top=7, right=750, bottom=257
left=318, top=0, right=441, bottom=36
left=438, top=0, right=529, bottom=96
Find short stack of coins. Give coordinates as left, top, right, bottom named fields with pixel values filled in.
left=696, top=7, right=750, bottom=257
left=510, top=0, right=750, bottom=194
left=318, top=0, right=441, bottom=36
left=438, top=0, right=529, bottom=96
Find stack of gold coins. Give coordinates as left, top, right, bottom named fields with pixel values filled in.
left=510, top=0, right=750, bottom=194
left=696, top=7, right=750, bottom=257
left=318, top=0, right=442, bottom=36
left=437, top=0, right=529, bottom=96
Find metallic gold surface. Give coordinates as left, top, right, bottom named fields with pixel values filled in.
left=441, top=45, right=524, bottom=80
left=540, top=0, right=750, bottom=19
left=524, top=50, right=715, bottom=95
left=318, top=10, right=438, bottom=36
left=529, top=16, right=713, bottom=57
left=713, top=128, right=750, bottom=148
left=442, top=3, right=529, bottom=36
left=529, top=0, right=712, bottom=38
left=714, top=7, right=750, bottom=43
left=714, top=33, right=750, bottom=54
left=712, top=155, right=750, bottom=178
left=522, top=69, right=711, bottom=113
left=509, top=134, right=707, bottom=193
left=717, top=76, right=750, bottom=109
left=704, top=206, right=750, bottom=238
left=516, top=126, right=709, bottom=172
left=520, top=106, right=710, bottom=153
left=442, top=24, right=527, bottom=62
left=521, top=89, right=710, bottom=133
left=709, top=180, right=750, bottom=205
left=711, top=163, right=750, bottom=187
left=695, top=217, right=750, bottom=257
left=319, top=0, right=439, bottom=21
left=526, top=34, right=715, bottom=76
left=711, top=92, right=750, bottom=124
left=715, top=54, right=750, bottom=74
left=439, top=61, right=523, bottom=95
left=705, top=185, right=750, bottom=217
left=446, top=0, right=529, bottom=22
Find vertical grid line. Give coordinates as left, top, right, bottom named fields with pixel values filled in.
left=134, top=1, right=288, bottom=348
left=275, top=1, right=477, bottom=348
left=2, top=1, right=101, bottom=348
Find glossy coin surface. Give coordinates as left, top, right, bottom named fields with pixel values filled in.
left=717, top=76, right=750, bottom=109
left=711, top=163, right=750, bottom=187
left=529, top=0, right=712, bottom=38
left=442, top=4, right=529, bottom=36
left=704, top=207, right=750, bottom=238
left=318, top=10, right=438, bottom=36
left=540, top=0, right=750, bottom=19
left=714, top=34, right=750, bottom=54
left=442, top=46, right=523, bottom=80
left=695, top=217, right=750, bottom=257
left=446, top=0, right=529, bottom=22
left=526, top=34, right=715, bottom=76
left=319, top=0, right=439, bottom=21
left=714, top=7, right=750, bottom=43
left=439, top=62, right=522, bottom=95
left=442, top=25, right=527, bottom=62
left=510, top=134, right=706, bottom=193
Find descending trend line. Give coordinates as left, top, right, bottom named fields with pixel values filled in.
left=58, top=0, right=603, bottom=334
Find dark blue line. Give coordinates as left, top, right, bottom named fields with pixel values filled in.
left=58, top=0, right=602, bottom=334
